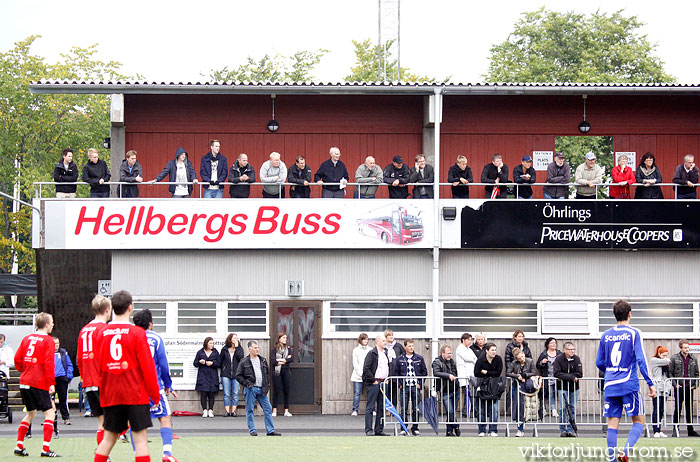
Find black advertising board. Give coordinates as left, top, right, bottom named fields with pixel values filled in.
left=461, top=200, right=700, bottom=249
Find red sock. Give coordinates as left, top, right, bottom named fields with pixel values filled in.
left=16, top=421, right=30, bottom=448
left=96, top=429, right=105, bottom=445
left=135, top=456, right=151, bottom=462
left=42, top=419, right=54, bottom=452
left=94, top=454, right=109, bottom=462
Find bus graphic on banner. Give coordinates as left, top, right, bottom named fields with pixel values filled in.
left=356, top=204, right=424, bottom=245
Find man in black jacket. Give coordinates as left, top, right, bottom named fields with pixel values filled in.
left=481, top=153, right=508, bottom=199
left=53, top=148, right=79, bottom=198
left=512, top=155, right=536, bottom=199
left=118, top=150, right=143, bottom=198
left=289, top=156, right=312, bottom=198
left=235, top=341, right=280, bottom=436
left=553, top=342, right=583, bottom=437
left=408, top=154, right=434, bottom=199
left=315, top=147, right=348, bottom=198
left=432, top=345, right=460, bottom=436
left=396, top=339, right=427, bottom=436
left=228, top=153, right=256, bottom=198
left=362, top=334, right=390, bottom=436
left=384, top=156, right=410, bottom=198
left=669, top=339, right=700, bottom=436
left=82, top=148, right=111, bottom=198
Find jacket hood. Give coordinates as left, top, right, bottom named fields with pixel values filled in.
left=175, top=147, right=188, bottom=161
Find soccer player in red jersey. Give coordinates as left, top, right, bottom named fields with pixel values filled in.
left=77, top=295, right=112, bottom=447
left=94, top=290, right=160, bottom=462
left=13, top=312, right=59, bottom=457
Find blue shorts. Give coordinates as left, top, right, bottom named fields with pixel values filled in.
left=604, top=391, right=644, bottom=418
left=150, top=389, right=171, bottom=419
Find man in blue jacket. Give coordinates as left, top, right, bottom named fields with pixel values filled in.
left=53, top=337, right=73, bottom=426
left=152, top=148, right=198, bottom=198
left=315, top=147, right=348, bottom=198
left=200, top=140, right=228, bottom=198
left=395, top=339, right=428, bottom=436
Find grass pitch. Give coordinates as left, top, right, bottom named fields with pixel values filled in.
left=1, top=435, right=698, bottom=462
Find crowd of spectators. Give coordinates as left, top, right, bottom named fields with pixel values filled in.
left=52, top=143, right=699, bottom=199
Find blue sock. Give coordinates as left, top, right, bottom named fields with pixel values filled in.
left=607, top=428, right=618, bottom=462
left=161, top=427, right=173, bottom=456
left=129, top=428, right=135, bottom=451
left=625, top=423, right=644, bottom=455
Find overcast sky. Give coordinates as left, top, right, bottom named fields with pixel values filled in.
left=2, top=0, right=698, bottom=83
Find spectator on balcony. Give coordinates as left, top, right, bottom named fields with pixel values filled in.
left=260, top=152, right=287, bottom=198
left=543, top=152, right=570, bottom=199
left=672, top=154, right=699, bottom=199
left=0, top=333, right=14, bottom=379
left=82, top=148, right=111, bottom=198
left=669, top=339, right=699, bottom=437
left=448, top=155, right=473, bottom=199
left=455, top=333, right=477, bottom=417
left=481, top=154, right=509, bottom=199
left=354, top=156, right=383, bottom=199
left=288, top=156, right=312, bottom=198
left=553, top=341, right=583, bottom=437
left=118, top=150, right=143, bottom=198
left=432, top=344, right=460, bottom=437
left=200, top=139, right=228, bottom=199
left=409, top=154, right=434, bottom=199
left=384, top=156, right=410, bottom=199
left=513, top=155, right=536, bottom=199
left=152, top=147, right=198, bottom=198
left=536, top=337, right=561, bottom=419
left=53, top=148, right=79, bottom=198
left=610, top=154, right=635, bottom=199
left=351, top=333, right=371, bottom=416
left=470, top=333, right=486, bottom=358
left=315, top=147, right=348, bottom=198
left=634, top=152, right=663, bottom=199
left=507, top=347, right=537, bottom=437
left=574, top=152, right=603, bottom=199
left=650, top=345, right=671, bottom=438
left=228, top=153, right=256, bottom=198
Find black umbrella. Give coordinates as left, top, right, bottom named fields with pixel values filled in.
left=418, top=395, right=439, bottom=435
left=563, top=391, right=578, bottom=435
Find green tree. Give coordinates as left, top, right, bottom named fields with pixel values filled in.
left=0, top=36, right=125, bottom=279
left=209, top=49, right=328, bottom=82
left=484, top=8, right=675, bottom=83
left=345, top=38, right=440, bottom=82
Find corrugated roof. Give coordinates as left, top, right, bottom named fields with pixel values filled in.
left=28, top=80, right=700, bottom=96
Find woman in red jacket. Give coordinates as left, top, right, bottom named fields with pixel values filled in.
left=610, top=154, right=636, bottom=199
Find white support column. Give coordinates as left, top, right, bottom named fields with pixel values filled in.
left=110, top=94, right=125, bottom=198
left=430, top=88, right=443, bottom=360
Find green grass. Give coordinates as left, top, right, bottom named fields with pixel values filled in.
left=1, top=436, right=698, bottom=462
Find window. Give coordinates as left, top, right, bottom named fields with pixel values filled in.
left=541, top=302, right=589, bottom=335
left=177, top=302, right=216, bottom=333
left=133, top=302, right=167, bottom=333
left=443, top=302, right=537, bottom=334
left=228, top=302, right=267, bottom=333
left=599, top=302, right=694, bottom=334
left=329, top=302, right=426, bottom=334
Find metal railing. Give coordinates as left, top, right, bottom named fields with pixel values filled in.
left=379, top=375, right=698, bottom=437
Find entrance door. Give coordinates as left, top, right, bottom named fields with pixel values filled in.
left=270, top=301, right=321, bottom=414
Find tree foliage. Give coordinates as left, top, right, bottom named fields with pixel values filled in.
left=345, top=39, right=440, bottom=82
left=209, top=49, right=328, bottom=82
left=484, top=8, right=675, bottom=83
left=0, top=36, right=125, bottom=276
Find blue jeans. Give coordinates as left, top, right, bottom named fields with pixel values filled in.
left=511, top=385, right=525, bottom=431
left=678, top=192, right=697, bottom=199
left=478, top=399, right=499, bottom=434
left=243, top=386, right=274, bottom=434
left=442, top=392, right=459, bottom=433
left=401, top=385, right=420, bottom=431
left=204, top=188, right=223, bottom=198
left=352, top=381, right=365, bottom=413
left=222, top=377, right=241, bottom=408
left=364, top=383, right=384, bottom=434
left=558, top=389, right=578, bottom=433
left=543, top=192, right=564, bottom=199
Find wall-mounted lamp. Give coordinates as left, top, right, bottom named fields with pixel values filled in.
left=103, top=137, right=111, bottom=149
left=578, top=95, right=591, bottom=134
left=267, top=94, right=279, bottom=133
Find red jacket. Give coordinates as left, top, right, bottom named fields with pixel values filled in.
left=77, top=320, right=108, bottom=388
left=14, top=332, right=55, bottom=391
left=611, top=165, right=636, bottom=198
left=96, top=323, right=160, bottom=407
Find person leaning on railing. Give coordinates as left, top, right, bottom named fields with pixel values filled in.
left=574, top=152, right=603, bottom=199
left=260, top=152, right=287, bottom=198
left=228, top=153, right=255, bottom=199
left=481, top=154, right=509, bottom=199
left=408, top=154, right=434, bottom=199
left=543, top=152, right=570, bottom=199
left=118, top=150, right=143, bottom=198
left=672, top=154, right=699, bottom=199
left=150, top=147, right=198, bottom=198
left=53, top=148, right=78, bottom=198
left=634, top=152, right=663, bottom=199
left=650, top=345, right=671, bottom=437
left=82, top=148, right=111, bottom=198
left=610, top=154, right=635, bottom=199
left=447, top=155, right=473, bottom=199
left=288, top=156, right=312, bottom=199
left=506, top=347, right=536, bottom=437
left=512, top=156, right=536, bottom=199
left=354, top=156, right=383, bottom=199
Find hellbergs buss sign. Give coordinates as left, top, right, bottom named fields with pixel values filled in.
left=41, top=200, right=432, bottom=250
left=461, top=200, right=700, bottom=249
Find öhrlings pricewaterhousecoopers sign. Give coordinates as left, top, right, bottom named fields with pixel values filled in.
left=461, top=200, right=700, bottom=249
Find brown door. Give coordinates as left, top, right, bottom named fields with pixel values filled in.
left=270, top=301, right=322, bottom=414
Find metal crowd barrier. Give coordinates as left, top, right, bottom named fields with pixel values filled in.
left=381, top=376, right=697, bottom=437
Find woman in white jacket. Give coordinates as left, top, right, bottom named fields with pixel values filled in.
left=455, top=333, right=478, bottom=417
left=351, top=333, right=371, bottom=416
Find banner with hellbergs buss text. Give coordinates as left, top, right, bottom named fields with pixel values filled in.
left=42, top=199, right=432, bottom=249
left=461, top=200, right=700, bottom=249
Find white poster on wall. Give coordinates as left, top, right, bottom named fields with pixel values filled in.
left=532, top=151, right=553, bottom=171
left=163, top=337, right=226, bottom=390
left=42, top=199, right=433, bottom=249
left=615, top=152, right=636, bottom=168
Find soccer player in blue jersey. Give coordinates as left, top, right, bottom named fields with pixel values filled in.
left=133, top=310, right=179, bottom=462
left=596, top=300, right=656, bottom=462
